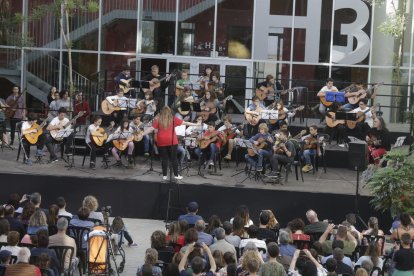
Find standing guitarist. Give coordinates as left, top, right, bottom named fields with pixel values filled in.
left=194, top=121, right=223, bottom=167
left=142, top=65, right=172, bottom=109
left=21, top=112, right=46, bottom=165
left=316, top=78, right=338, bottom=116
left=115, top=65, right=135, bottom=98
left=6, top=85, right=26, bottom=145
left=45, top=107, right=74, bottom=162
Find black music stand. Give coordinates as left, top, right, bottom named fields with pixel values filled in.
left=54, top=127, right=75, bottom=169
left=142, top=120, right=162, bottom=176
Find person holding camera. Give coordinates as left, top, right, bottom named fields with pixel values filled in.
left=178, top=242, right=216, bottom=276
left=319, top=223, right=357, bottom=256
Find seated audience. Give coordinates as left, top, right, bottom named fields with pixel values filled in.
left=55, top=197, right=72, bottom=219
left=3, top=205, right=25, bottom=239
left=69, top=207, right=94, bottom=229
left=166, top=221, right=185, bottom=252
left=287, top=218, right=311, bottom=245
left=178, top=201, right=203, bottom=225
left=205, top=215, right=222, bottom=236
left=319, top=224, right=357, bottom=255
left=136, top=248, right=162, bottom=276
left=30, top=230, right=59, bottom=275
left=391, top=213, right=414, bottom=241
left=0, top=220, right=9, bottom=243
left=239, top=225, right=267, bottom=255
left=321, top=240, right=353, bottom=268
left=333, top=248, right=354, bottom=276
left=5, top=247, right=40, bottom=276
left=265, top=210, right=280, bottom=231
left=278, top=229, right=296, bottom=258
left=258, top=242, right=285, bottom=276
left=0, top=231, right=21, bottom=256
left=151, top=230, right=174, bottom=253
left=288, top=249, right=326, bottom=276
left=178, top=242, right=216, bottom=276
left=230, top=205, right=253, bottom=227
left=392, top=233, right=414, bottom=275
left=355, top=242, right=383, bottom=269
left=223, top=221, right=241, bottom=248
left=195, top=220, right=214, bottom=246
left=304, top=209, right=328, bottom=234
left=82, top=195, right=104, bottom=224
left=257, top=210, right=277, bottom=242
left=232, top=216, right=248, bottom=238
left=218, top=251, right=236, bottom=276
left=27, top=210, right=48, bottom=236
left=209, top=227, right=237, bottom=262
left=0, top=249, right=11, bottom=270
left=242, top=250, right=262, bottom=276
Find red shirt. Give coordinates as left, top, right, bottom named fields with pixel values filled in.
left=202, top=130, right=223, bottom=149
left=153, top=116, right=183, bottom=146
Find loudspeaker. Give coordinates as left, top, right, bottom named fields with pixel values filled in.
left=348, top=140, right=368, bottom=171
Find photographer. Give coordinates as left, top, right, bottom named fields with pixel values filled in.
left=288, top=249, right=327, bottom=276
left=178, top=242, right=216, bottom=276
left=319, top=224, right=357, bottom=256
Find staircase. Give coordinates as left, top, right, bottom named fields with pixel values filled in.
left=3, top=0, right=222, bottom=103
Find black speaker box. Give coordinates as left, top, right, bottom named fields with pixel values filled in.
left=348, top=140, right=368, bottom=171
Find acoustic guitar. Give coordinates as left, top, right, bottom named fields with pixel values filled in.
left=255, top=88, right=290, bottom=101
left=113, top=135, right=134, bottom=151
left=325, top=112, right=345, bottom=128
left=5, top=93, right=23, bottom=119
left=221, top=125, right=241, bottom=145
left=142, top=73, right=176, bottom=94
left=24, top=115, right=53, bottom=145
left=346, top=104, right=379, bottom=130
left=303, top=135, right=318, bottom=150
left=50, top=111, right=85, bottom=141
left=198, top=131, right=222, bottom=150
left=197, top=101, right=218, bottom=121
left=247, top=137, right=269, bottom=157
left=269, top=105, right=305, bottom=124
left=118, top=79, right=134, bottom=94
left=91, top=122, right=115, bottom=147
left=347, top=82, right=383, bottom=105
left=101, top=99, right=121, bottom=115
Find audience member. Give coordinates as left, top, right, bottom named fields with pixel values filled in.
left=209, top=227, right=237, bottom=261
left=278, top=229, right=296, bottom=257
left=166, top=221, right=185, bottom=252
left=321, top=240, right=353, bottom=268
left=205, top=215, right=222, bottom=235
left=195, top=220, right=214, bottom=246
left=136, top=248, right=162, bottom=276
left=82, top=195, right=104, bottom=224
left=178, top=201, right=203, bottom=225
left=150, top=230, right=174, bottom=253
left=258, top=242, right=285, bottom=276
left=361, top=217, right=384, bottom=236
left=242, top=250, right=262, bottom=276
left=55, top=197, right=72, bottom=218
left=29, top=192, right=47, bottom=214
left=355, top=268, right=369, bottom=276
left=319, top=224, right=357, bottom=255
left=230, top=205, right=253, bottom=227
left=265, top=210, right=280, bottom=231
left=223, top=221, right=241, bottom=248
left=287, top=218, right=311, bottom=245
left=333, top=248, right=354, bottom=276
left=69, top=207, right=94, bottom=229
left=239, top=225, right=267, bottom=254
left=393, top=232, right=414, bottom=274
left=391, top=213, right=414, bottom=241
left=0, top=249, right=11, bottom=269
left=4, top=247, right=40, bottom=276
left=257, top=210, right=277, bottom=241
left=0, top=220, right=10, bottom=243
left=30, top=230, right=59, bottom=275
left=288, top=249, right=326, bottom=276
left=0, top=231, right=21, bottom=256
left=178, top=242, right=216, bottom=276
left=49, top=217, right=78, bottom=271
left=212, top=249, right=225, bottom=271
left=232, top=216, right=248, bottom=238
left=355, top=241, right=383, bottom=269
left=218, top=251, right=236, bottom=276
left=27, top=209, right=48, bottom=235
left=304, top=209, right=328, bottom=234
left=37, top=253, right=55, bottom=276
left=18, top=202, right=35, bottom=226
left=3, top=205, right=25, bottom=239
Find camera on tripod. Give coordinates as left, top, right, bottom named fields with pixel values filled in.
left=101, top=205, right=112, bottom=214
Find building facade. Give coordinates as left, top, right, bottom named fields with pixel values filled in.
left=0, top=0, right=413, bottom=122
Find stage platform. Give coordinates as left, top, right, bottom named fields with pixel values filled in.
left=0, top=144, right=393, bottom=229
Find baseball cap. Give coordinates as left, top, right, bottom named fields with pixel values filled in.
left=187, top=201, right=199, bottom=212
left=0, top=250, right=11, bottom=262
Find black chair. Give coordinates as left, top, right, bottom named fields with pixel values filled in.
left=0, top=266, right=6, bottom=276
left=40, top=268, right=54, bottom=276
left=49, top=245, right=75, bottom=276
left=87, top=218, right=102, bottom=225
left=18, top=242, right=36, bottom=249
left=235, top=246, right=240, bottom=260
left=362, top=235, right=386, bottom=255
left=0, top=242, right=7, bottom=248
left=29, top=255, right=39, bottom=265
left=67, top=226, right=91, bottom=275
left=48, top=224, right=58, bottom=236
left=57, top=215, right=72, bottom=223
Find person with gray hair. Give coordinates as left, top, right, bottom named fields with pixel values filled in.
left=304, top=209, right=328, bottom=234
left=278, top=229, right=296, bottom=257
left=195, top=220, right=214, bottom=246
left=5, top=247, right=40, bottom=275
left=49, top=217, right=78, bottom=272
left=209, top=227, right=238, bottom=262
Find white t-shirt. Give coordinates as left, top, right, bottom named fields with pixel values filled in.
left=351, top=106, right=373, bottom=127
left=49, top=117, right=69, bottom=128
left=85, top=124, right=100, bottom=144
left=217, top=125, right=241, bottom=136
left=185, top=124, right=207, bottom=136
left=106, top=95, right=128, bottom=108
left=21, top=121, right=33, bottom=132
left=319, top=85, right=338, bottom=93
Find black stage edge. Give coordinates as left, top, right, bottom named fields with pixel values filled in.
left=0, top=173, right=392, bottom=230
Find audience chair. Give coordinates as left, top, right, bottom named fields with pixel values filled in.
left=9, top=255, right=17, bottom=264
left=81, top=141, right=110, bottom=169
left=49, top=245, right=75, bottom=276
left=67, top=226, right=91, bottom=275
left=18, top=242, right=36, bottom=249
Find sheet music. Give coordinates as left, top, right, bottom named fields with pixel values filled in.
left=175, top=125, right=186, bottom=137
left=261, top=110, right=278, bottom=120
left=235, top=138, right=252, bottom=148
left=107, top=131, right=132, bottom=142
left=55, top=128, right=74, bottom=138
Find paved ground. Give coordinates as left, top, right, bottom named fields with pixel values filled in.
left=0, top=144, right=371, bottom=196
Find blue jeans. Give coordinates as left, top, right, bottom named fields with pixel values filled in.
left=143, top=134, right=150, bottom=153
left=341, top=103, right=357, bottom=111
left=195, top=143, right=217, bottom=162
left=302, top=149, right=316, bottom=165
left=177, top=144, right=185, bottom=164
left=245, top=149, right=270, bottom=168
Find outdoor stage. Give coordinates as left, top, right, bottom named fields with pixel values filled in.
left=0, top=142, right=394, bottom=229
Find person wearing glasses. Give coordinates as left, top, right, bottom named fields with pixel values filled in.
left=348, top=98, right=374, bottom=140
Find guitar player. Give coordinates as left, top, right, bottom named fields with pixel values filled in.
left=106, top=89, right=129, bottom=124
left=21, top=112, right=46, bottom=165
left=348, top=99, right=374, bottom=140
left=6, top=85, right=26, bottom=145
left=301, top=125, right=321, bottom=173
left=245, top=123, right=273, bottom=172
left=45, top=107, right=75, bottom=162
left=142, top=65, right=172, bottom=109
left=256, top=74, right=282, bottom=106
left=114, top=64, right=136, bottom=98
left=194, top=121, right=223, bottom=167
left=316, top=78, right=338, bottom=116
left=342, top=80, right=378, bottom=111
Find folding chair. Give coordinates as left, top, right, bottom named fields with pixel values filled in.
left=49, top=245, right=75, bottom=276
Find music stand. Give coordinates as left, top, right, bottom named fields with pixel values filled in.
left=325, top=91, right=346, bottom=103
left=232, top=139, right=252, bottom=177
left=261, top=110, right=278, bottom=120
left=192, top=102, right=202, bottom=112
left=180, top=102, right=191, bottom=113
left=55, top=128, right=75, bottom=169
left=142, top=120, right=162, bottom=176
left=336, top=112, right=357, bottom=121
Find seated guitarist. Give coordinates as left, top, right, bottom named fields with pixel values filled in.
left=366, top=117, right=391, bottom=166
left=217, top=115, right=241, bottom=161
left=316, top=78, right=338, bottom=116
left=106, top=89, right=128, bottom=124
left=194, top=122, right=223, bottom=167
left=130, top=115, right=151, bottom=156
left=110, top=119, right=135, bottom=167
left=267, top=129, right=296, bottom=177
left=245, top=123, right=273, bottom=172
left=85, top=116, right=105, bottom=169
left=301, top=125, right=321, bottom=173
left=342, top=80, right=378, bottom=111
left=45, top=107, right=74, bottom=162
left=348, top=99, right=374, bottom=140
left=21, top=112, right=46, bottom=165
left=244, top=96, right=266, bottom=138
left=256, top=74, right=282, bottom=105
left=142, top=65, right=172, bottom=107
left=114, top=64, right=135, bottom=98
left=199, top=90, right=220, bottom=123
